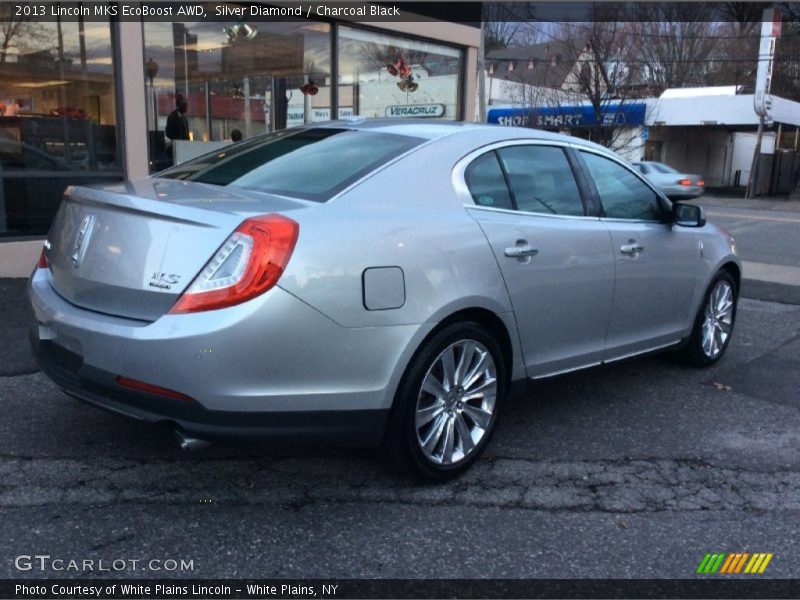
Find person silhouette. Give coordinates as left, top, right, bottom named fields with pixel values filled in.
left=165, top=95, right=189, bottom=141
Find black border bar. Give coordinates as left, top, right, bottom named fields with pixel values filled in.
left=4, top=2, right=799, bottom=23
left=4, top=579, right=800, bottom=599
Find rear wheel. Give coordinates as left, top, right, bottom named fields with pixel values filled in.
left=384, top=321, right=506, bottom=481
left=682, top=271, right=737, bottom=367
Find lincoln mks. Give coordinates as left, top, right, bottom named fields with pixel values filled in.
left=29, top=120, right=739, bottom=480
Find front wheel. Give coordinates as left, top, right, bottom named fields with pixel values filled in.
left=682, top=271, right=738, bottom=367
left=383, top=321, right=506, bottom=481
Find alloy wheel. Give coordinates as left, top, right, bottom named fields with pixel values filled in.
left=415, top=339, right=497, bottom=465
left=701, top=280, right=735, bottom=359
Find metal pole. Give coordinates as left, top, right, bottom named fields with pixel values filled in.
left=303, top=76, right=311, bottom=125
left=244, top=77, right=252, bottom=136
left=269, top=78, right=276, bottom=132
left=331, top=25, right=339, bottom=120
left=152, top=76, right=159, bottom=132
left=746, top=116, right=765, bottom=199
left=477, top=20, right=486, bottom=122
left=204, top=80, right=211, bottom=139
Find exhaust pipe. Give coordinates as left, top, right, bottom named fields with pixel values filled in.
left=175, top=429, right=211, bottom=451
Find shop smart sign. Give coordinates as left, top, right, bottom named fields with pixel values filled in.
left=488, top=103, right=646, bottom=128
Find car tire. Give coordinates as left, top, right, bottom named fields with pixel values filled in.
left=681, top=270, right=738, bottom=367
left=383, top=321, right=507, bottom=482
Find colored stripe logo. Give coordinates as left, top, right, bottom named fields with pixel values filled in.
left=697, top=552, right=773, bottom=574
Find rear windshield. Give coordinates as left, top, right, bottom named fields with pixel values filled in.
left=157, top=128, right=423, bottom=202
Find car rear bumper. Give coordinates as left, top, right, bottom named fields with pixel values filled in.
left=31, top=333, right=388, bottom=445
left=665, top=187, right=704, bottom=199
left=29, top=268, right=431, bottom=443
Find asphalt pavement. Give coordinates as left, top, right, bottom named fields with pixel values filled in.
left=699, top=193, right=800, bottom=304
left=1, top=194, right=799, bottom=581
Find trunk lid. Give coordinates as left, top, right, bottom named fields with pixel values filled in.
left=45, top=178, right=309, bottom=321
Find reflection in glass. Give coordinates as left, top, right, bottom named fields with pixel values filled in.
left=0, top=15, right=119, bottom=236
left=338, top=27, right=462, bottom=120
left=143, top=20, right=331, bottom=171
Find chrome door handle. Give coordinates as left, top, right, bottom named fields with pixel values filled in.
left=620, top=243, right=644, bottom=255
left=504, top=245, right=539, bottom=258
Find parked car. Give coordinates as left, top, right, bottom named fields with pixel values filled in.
left=29, top=121, right=740, bottom=480
left=633, top=161, right=705, bottom=199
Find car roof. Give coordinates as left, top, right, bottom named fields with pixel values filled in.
left=317, top=118, right=614, bottom=155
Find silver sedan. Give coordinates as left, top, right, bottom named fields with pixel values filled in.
left=29, top=120, right=739, bottom=480
left=633, top=160, right=705, bottom=199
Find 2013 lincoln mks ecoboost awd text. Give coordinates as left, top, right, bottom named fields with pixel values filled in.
left=29, top=120, right=740, bottom=480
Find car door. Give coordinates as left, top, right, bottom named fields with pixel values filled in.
left=461, top=143, right=616, bottom=378
left=577, top=149, right=700, bottom=358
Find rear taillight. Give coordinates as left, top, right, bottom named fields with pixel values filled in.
left=697, top=180, right=705, bottom=187
left=37, top=246, right=48, bottom=269
left=678, top=178, right=692, bottom=186
left=169, top=214, right=299, bottom=314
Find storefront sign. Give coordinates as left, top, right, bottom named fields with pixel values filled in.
left=286, top=107, right=354, bottom=125
left=385, top=104, right=446, bottom=118
left=488, top=103, right=647, bottom=128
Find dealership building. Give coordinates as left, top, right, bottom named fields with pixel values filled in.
left=0, top=13, right=479, bottom=275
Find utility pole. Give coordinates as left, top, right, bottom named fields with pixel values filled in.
left=746, top=7, right=781, bottom=199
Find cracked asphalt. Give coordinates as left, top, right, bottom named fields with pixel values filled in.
left=1, top=274, right=800, bottom=579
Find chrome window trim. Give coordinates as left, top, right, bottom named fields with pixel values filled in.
left=465, top=203, right=602, bottom=222
left=453, top=139, right=599, bottom=221
left=599, top=216, right=671, bottom=225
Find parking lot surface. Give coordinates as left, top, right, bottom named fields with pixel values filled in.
left=2, top=278, right=799, bottom=578
left=2, top=196, right=799, bottom=579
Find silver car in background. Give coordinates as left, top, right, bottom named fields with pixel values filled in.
left=29, top=120, right=740, bottom=480
left=633, top=161, right=705, bottom=199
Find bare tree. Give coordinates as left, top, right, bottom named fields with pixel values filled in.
left=772, top=4, right=800, bottom=101
left=483, top=8, right=522, bottom=54
left=0, top=5, right=53, bottom=65
left=630, top=5, right=719, bottom=95
left=553, top=15, right=643, bottom=152
left=483, top=4, right=544, bottom=53
left=702, top=3, right=761, bottom=89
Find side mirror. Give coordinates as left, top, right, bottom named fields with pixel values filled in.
left=673, top=203, right=706, bottom=228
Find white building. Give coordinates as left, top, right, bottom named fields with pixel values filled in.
left=487, top=85, right=800, bottom=189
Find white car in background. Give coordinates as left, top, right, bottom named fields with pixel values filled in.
left=633, top=161, right=705, bottom=199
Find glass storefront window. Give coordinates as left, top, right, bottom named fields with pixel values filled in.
left=143, top=20, right=331, bottom=171
left=338, top=26, right=462, bottom=121
left=0, top=15, right=120, bottom=237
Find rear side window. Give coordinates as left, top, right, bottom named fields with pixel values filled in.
left=464, top=152, right=513, bottom=210
left=497, top=146, right=585, bottom=216
left=580, top=151, right=663, bottom=221
left=157, top=128, right=423, bottom=202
